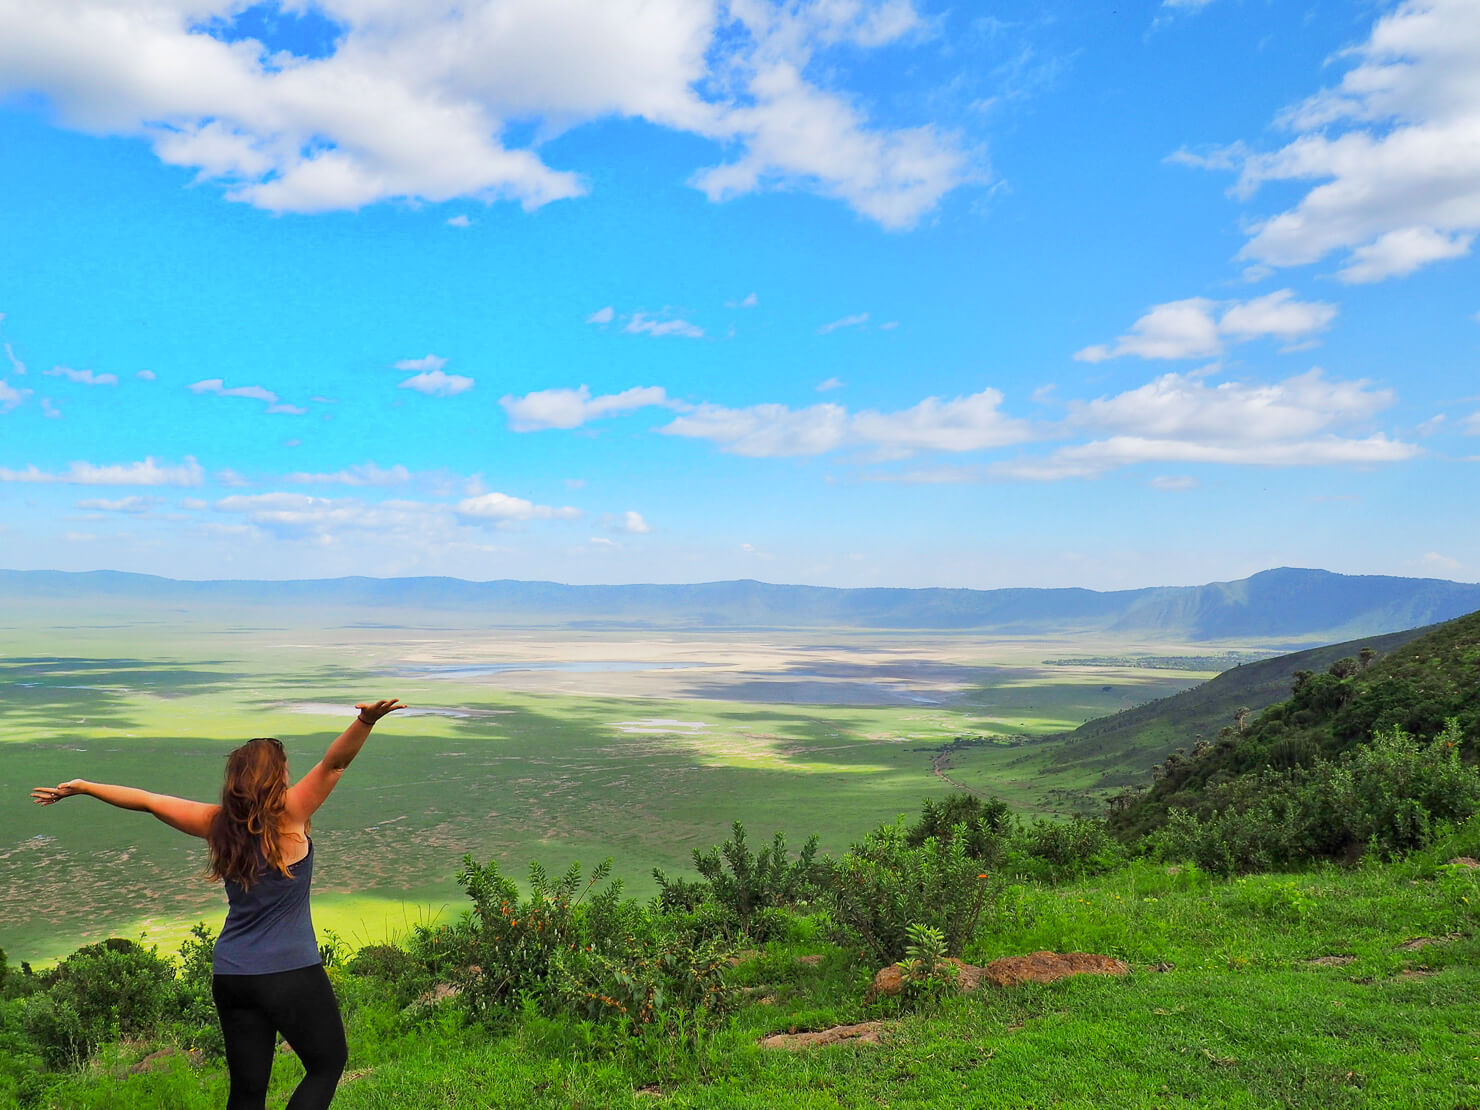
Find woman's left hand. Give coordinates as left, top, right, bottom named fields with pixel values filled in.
left=31, top=780, right=86, bottom=805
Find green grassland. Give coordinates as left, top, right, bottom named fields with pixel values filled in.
left=22, top=818, right=1480, bottom=1110
left=0, top=609, right=1225, bottom=965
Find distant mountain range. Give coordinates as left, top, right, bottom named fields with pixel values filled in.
left=3, top=567, right=1478, bottom=643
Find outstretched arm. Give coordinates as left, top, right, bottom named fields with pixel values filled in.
left=31, top=780, right=218, bottom=838
left=286, top=698, right=406, bottom=822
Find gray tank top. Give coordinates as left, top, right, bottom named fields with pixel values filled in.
left=212, top=839, right=321, bottom=975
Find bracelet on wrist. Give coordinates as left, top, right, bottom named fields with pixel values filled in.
left=357, top=713, right=374, bottom=726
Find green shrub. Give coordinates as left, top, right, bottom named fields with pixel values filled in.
left=1015, top=815, right=1118, bottom=879
left=1150, top=721, right=1480, bottom=873
left=907, top=793, right=1012, bottom=865
left=172, top=923, right=223, bottom=1058
left=822, top=818, right=1000, bottom=965
left=456, top=854, right=736, bottom=1037
left=20, top=939, right=177, bottom=1069
left=675, top=822, right=821, bottom=941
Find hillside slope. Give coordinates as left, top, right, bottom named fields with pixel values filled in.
left=1039, top=623, right=1436, bottom=789
left=1109, top=606, right=1480, bottom=837
left=4, top=566, right=1479, bottom=641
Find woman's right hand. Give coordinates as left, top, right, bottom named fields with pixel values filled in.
left=31, top=780, right=86, bottom=805
left=355, top=698, right=407, bottom=724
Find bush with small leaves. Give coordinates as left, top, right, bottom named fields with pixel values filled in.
left=823, top=818, right=1000, bottom=965
left=21, top=938, right=176, bottom=1069
left=686, top=823, right=822, bottom=941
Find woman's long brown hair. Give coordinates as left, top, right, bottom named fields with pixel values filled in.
left=207, top=737, right=302, bottom=889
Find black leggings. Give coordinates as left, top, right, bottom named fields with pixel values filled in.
left=213, top=965, right=347, bottom=1110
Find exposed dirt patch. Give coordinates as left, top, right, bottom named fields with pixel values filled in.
left=127, top=1047, right=203, bottom=1075
left=338, top=1069, right=374, bottom=1086
left=1398, top=934, right=1460, bottom=951
left=1307, top=955, right=1357, bottom=966
left=869, top=952, right=1127, bottom=999
left=759, top=1021, right=891, bottom=1050
left=795, top=954, right=825, bottom=967
left=1396, top=969, right=1437, bottom=981
left=727, top=949, right=762, bottom=967
left=1446, top=857, right=1478, bottom=868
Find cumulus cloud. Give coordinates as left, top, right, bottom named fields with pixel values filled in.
left=189, top=378, right=280, bottom=403
left=286, top=462, right=414, bottom=486
left=586, top=306, right=616, bottom=325
left=660, top=387, right=1030, bottom=458
left=1463, top=410, right=1480, bottom=435
left=0, top=379, right=30, bottom=413
left=214, top=492, right=448, bottom=539
left=0, top=0, right=970, bottom=228
left=394, top=354, right=448, bottom=373
left=0, top=456, right=204, bottom=486
left=41, top=398, right=61, bottom=419
left=501, top=384, right=669, bottom=431
left=1148, top=475, right=1199, bottom=491
left=398, top=369, right=475, bottom=396
left=819, top=312, right=869, bottom=334
left=1177, top=0, right=1480, bottom=281
left=45, top=366, right=118, bottom=386
left=726, top=292, right=759, bottom=308
left=446, top=214, right=471, bottom=228
left=76, top=495, right=158, bottom=513
left=1075, top=290, right=1337, bottom=361
left=995, top=369, right=1413, bottom=480
left=605, top=510, right=652, bottom=534
left=817, top=377, right=844, bottom=391
left=136, top=369, right=157, bottom=381
left=455, top=491, right=582, bottom=524
left=5, top=342, right=27, bottom=376
left=625, top=312, right=704, bottom=339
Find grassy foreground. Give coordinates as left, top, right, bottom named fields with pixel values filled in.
left=16, top=820, right=1479, bottom=1110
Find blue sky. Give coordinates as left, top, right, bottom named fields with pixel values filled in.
left=0, top=0, right=1476, bottom=589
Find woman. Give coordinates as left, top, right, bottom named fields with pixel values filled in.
left=31, top=697, right=406, bottom=1110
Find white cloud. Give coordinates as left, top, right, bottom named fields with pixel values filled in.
left=996, top=369, right=1413, bottom=480
left=180, top=498, right=208, bottom=510
left=501, top=384, right=669, bottom=431
left=77, top=495, right=158, bottom=514
left=726, top=292, right=759, bottom=309
left=817, top=377, right=844, bottom=391
left=851, top=388, right=1031, bottom=453
left=664, top=401, right=850, bottom=457
left=455, top=491, right=582, bottom=524
left=1067, top=368, right=1392, bottom=442
left=266, top=403, right=309, bottom=415
left=1180, top=0, right=1480, bottom=281
left=1422, top=551, right=1462, bottom=573
left=1463, top=410, right=1480, bottom=435
left=189, top=378, right=280, bottom=402
left=1148, top=475, right=1199, bottom=491
left=1337, top=227, right=1475, bottom=284
left=214, top=492, right=450, bottom=539
left=0, top=0, right=968, bottom=228
left=45, top=366, right=118, bottom=386
left=819, top=312, right=869, bottom=334
left=0, top=456, right=204, bottom=486
left=0, top=379, right=30, bottom=412
left=625, top=312, right=704, bottom=339
left=997, top=434, right=1416, bottom=481
left=446, top=214, right=472, bottom=228
left=394, top=354, right=448, bottom=373
left=4, top=342, right=25, bottom=376
left=1075, top=290, right=1337, bottom=361
left=605, top=510, right=651, bottom=534
left=398, top=370, right=475, bottom=397
left=136, top=369, right=156, bottom=381
left=660, top=386, right=1029, bottom=458
left=286, top=463, right=414, bottom=486
left=586, top=306, right=616, bottom=325
left=40, top=398, right=61, bottom=419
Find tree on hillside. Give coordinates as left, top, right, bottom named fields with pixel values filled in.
left=1359, top=646, right=1378, bottom=670
left=1235, top=707, right=1250, bottom=732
